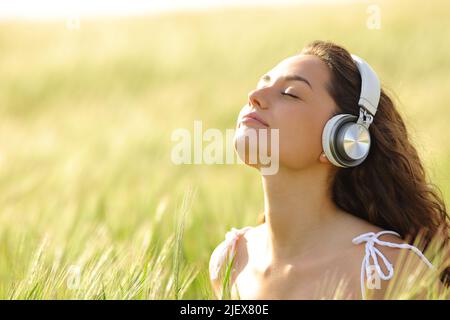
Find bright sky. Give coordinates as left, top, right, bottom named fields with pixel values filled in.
left=0, top=0, right=361, bottom=20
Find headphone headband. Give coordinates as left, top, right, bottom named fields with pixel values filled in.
left=321, top=54, right=381, bottom=168
left=350, top=54, right=380, bottom=116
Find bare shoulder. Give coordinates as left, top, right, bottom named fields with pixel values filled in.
left=344, top=214, right=431, bottom=271
left=340, top=213, right=434, bottom=299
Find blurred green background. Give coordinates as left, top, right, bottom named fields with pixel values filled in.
left=0, top=0, right=449, bottom=298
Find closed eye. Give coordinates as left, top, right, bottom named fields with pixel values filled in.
left=281, top=91, right=299, bottom=99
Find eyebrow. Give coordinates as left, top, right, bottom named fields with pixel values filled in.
left=261, top=74, right=313, bottom=90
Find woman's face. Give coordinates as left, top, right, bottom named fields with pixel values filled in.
left=234, top=54, right=338, bottom=171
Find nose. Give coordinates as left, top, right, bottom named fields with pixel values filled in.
left=247, top=88, right=268, bottom=109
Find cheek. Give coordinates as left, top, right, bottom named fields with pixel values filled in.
left=277, top=109, right=324, bottom=166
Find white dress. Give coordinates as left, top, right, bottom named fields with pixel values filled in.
left=209, top=226, right=434, bottom=300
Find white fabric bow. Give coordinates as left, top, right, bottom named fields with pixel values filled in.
left=352, top=230, right=434, bottom=300
left=209, top=226, right=253, bottom=280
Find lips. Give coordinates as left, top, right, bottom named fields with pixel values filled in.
left=240, top=112, right=269, bottom=127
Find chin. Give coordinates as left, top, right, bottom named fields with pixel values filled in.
left=233, top=128, right=270, bottom=168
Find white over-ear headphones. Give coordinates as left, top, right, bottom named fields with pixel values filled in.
left=321, top=54, right=380, bottom=168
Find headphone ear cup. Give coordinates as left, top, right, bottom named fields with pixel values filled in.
left=336, top=122, right=371, bottom=162
left=322, top=114, right=370, bottom=168
left=322, top=114, right=353, bottom=167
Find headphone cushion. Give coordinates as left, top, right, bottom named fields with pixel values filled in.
left=322, top=114, right=357, bottom=168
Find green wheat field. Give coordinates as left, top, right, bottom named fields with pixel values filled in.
left=0, top=0, right=449, bottom=299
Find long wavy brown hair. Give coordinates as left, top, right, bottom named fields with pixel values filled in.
left=257, top=40, right=450, bottom=285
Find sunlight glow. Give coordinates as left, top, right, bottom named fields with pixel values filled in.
left=0, top=0, right=362, bottom=20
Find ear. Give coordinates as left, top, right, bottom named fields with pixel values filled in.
left=319, top=151, right=332, bottom=164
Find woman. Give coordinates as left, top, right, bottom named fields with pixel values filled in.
left=209, top=40, right=449, bottom=300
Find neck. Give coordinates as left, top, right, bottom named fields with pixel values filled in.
left=261, top=164, right=344, bottom=264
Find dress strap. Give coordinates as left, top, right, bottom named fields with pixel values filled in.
left=352, top=230, right=434, bottom=300
left=209, top=226, right=253, bottom=280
